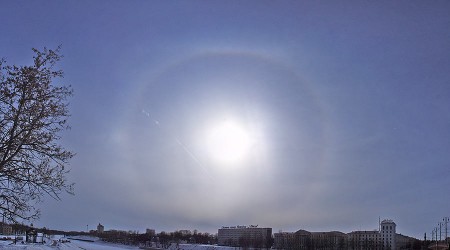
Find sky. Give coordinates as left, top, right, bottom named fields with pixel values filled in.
left=1, top=0, right=450, bottom=239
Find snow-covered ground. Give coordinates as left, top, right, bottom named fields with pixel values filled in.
left=0, top=236, right=236, bottom=250
left=0, top=235, right=139, bottom=249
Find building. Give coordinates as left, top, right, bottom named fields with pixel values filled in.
left=218, top=225, right=272, bottom=248
left=274, top=231, right=296, bottom=249
left=396, top=233, right=418, bottom=249
left=274, top=219, right=416, bottom=250
left=348, top=219, right=416, bottom=250
left=97, top=223, right=104, bottom=233
left=348, top=219, right=395, bottom=249
left=274, top=230, right=347, bottom=250
left=311, top=231, right=348, bottom=249
left=380, top=219, right=396, bottom=249
left=0, top=223, right=12, bottom=235
left=146, top=228, right=156, bottom=236
left=178, top=230, right=191, bottom=236
left=348, top=230, right=381, bottom=249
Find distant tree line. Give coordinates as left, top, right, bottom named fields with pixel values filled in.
left=95, top=229, right=217, bottom=247
left=0, top=222, right=218, bottom=248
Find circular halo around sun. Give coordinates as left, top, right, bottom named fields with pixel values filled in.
left=205, top=119, right=251, bottom=165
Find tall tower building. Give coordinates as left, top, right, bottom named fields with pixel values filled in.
left=97, top=223, right=104, bottom=234
left=380, top=219, right=396, bottom=249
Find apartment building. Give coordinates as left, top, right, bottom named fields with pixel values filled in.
left=274, top=219, right=416, bottom=250
left=274, top=230, right=347, bottom=250
left=218, top=225, right=272, bottom=248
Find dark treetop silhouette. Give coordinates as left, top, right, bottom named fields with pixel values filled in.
left=0, top=47, right=74, bottom=223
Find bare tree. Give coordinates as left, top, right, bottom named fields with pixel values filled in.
left=0, top=47, right=74, bottom=222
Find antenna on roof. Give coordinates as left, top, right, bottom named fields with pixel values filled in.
left=378, top=217, right=381, bottom=232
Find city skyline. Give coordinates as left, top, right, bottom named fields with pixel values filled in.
left=1, top=1, right=450, bottom=240
left=60, top=217, right=434, bottom=240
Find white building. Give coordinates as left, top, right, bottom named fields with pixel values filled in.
left=380, top=219, right=396, bottom=249
left=348, top=219, right=415, bottom=250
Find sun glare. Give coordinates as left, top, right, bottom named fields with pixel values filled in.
left=206, top=119, right=251, bottom=165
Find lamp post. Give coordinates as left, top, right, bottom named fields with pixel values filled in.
left=435, top=228, right=439, bottom=248
left=444, top=217, right=449, bottom=244
left=443, top=217, right=450, bottom=242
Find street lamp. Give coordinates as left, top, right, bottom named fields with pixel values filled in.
left=444, top=217, right=450, bottom=246
left=435, top=228, right=439, bottom=248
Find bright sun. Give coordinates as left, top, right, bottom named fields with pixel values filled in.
left=206, top=119, right=251, bottom=165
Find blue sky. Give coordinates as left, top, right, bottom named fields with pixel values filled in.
left=1, top=1, right=450, bottom=238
